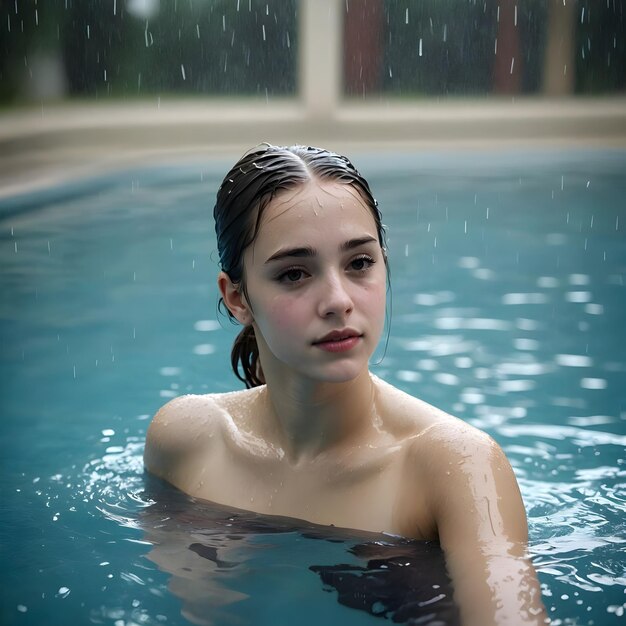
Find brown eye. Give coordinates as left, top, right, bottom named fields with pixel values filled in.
left=285, top=269, right=303, bottom=282
left=350, top=256, right=375, bottom=272
left=276, top=267, right=308, bottom=284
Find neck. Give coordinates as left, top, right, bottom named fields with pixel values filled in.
left=261, top=367, right=377, bottom=464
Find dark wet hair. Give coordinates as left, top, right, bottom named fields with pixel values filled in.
left=214, top=144, right=387, bottom=389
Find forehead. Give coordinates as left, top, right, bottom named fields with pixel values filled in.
left=258, top=179, right=376, bottom=232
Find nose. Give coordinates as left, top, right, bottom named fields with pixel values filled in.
left=317, top=271, right=354, bottom=318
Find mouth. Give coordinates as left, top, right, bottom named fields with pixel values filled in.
left=312, top=330, right=363, bottom=352
left=313, top=329, right=362, bottom=344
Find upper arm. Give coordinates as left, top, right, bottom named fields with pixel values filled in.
left=421, top=424, right=546, bottom=625
left=144, top=394, right=218, bottom=486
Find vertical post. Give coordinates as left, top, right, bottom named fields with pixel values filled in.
left=542, top=0, right=576, bottom=95
left=299, top=0, right=342, bottom=119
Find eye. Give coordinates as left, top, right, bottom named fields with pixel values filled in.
left=349, top=255, right=375, bottom=272
left=276, top=267, right=308, bottom=284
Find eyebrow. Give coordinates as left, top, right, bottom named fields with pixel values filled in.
left=264, top=236, right=378, bottom=264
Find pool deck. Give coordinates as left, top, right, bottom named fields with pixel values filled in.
left=1, top=96, right=625, bottom=198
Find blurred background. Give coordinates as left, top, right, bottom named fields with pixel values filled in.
left=0, top=0, right=625, bottom=194
left=1, top=0, right=624, bottom=103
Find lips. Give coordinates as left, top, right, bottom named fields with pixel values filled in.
left=313, top=330, right=363, bottom=354
left=313, top=329, right=362, bottom=345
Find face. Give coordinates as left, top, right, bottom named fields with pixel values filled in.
left=233, top=179, right=387, bottom=384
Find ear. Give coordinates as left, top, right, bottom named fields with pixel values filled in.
left=217, top=271, right=252, bottom=325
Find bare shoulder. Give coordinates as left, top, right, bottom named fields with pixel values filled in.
left=143, top=386, right=267, bottom=481
left=403, top=405, right=528, bottom=543
left=143, top=393, right=222, bottom=478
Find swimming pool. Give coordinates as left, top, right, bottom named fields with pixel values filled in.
left=1, top=149, right=624, bottom=625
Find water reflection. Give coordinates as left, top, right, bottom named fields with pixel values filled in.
left=140, top=475, right=460, bottom=626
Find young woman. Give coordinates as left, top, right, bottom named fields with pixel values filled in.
left=144, top=144, right=547, bottom=625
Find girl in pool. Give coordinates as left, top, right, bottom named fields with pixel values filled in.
left=144, top=144, right=547, bottom=625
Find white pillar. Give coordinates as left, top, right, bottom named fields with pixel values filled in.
left=299, top=0, right=342, bottom=119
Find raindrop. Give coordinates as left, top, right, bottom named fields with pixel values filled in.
left=405, top=8, right=409, bottom=24
left=223, top=15, right=226, bottom=31
left=170, top=238, right=174, bottom=250
left=87, top=24, right=90, bottom=39
left=113, top=0, right=116, bottom=16
left=180, top=64, right=186, bottom=80
left=196, top=24, right=200, bottom=39
left=514, top=4, right=518, bottom=25
left=418, top=38, right=423, bottom=57
left=262, top=24, right=266, bottom=41
left=442, top=24, right=447, bottom=43
left=510, top=57, right=515, bottom=74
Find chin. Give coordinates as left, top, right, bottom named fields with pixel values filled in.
left=304, top=362, right=367, bottom=384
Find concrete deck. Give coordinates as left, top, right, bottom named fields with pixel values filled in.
left=1, top=96, right=625, bottom=198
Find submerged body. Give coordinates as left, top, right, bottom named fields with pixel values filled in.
left=144, top=145, right=546, bottom=625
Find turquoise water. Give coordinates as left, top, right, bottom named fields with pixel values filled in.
left=1, top=150, right=624, bottom=625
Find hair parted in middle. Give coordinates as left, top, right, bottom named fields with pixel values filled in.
left=213, top=144, right=388, bottom=389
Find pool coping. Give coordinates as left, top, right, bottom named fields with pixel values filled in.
left=1, top=96, right=625, bottom=199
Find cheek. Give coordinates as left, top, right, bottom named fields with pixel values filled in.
left=264, top=296, right=306, bottom=335
left=359, top=276, right=388, bottom=317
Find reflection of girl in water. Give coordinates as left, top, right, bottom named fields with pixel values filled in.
left=141, top=475, right=460, bottom=626
left=144, top=144, right=546, bottom=625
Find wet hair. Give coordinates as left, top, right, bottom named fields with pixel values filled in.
left=214, top=144, right=387, bottom=389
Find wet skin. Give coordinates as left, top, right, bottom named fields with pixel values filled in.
left=145, top=179, right=547, bottom=625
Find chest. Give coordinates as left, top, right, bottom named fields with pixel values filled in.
left=191, top=442, right=436, bottom=539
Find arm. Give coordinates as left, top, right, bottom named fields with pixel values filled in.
left=424, top=425, right=547, bottom=626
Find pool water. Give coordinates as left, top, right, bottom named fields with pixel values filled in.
left=1, top=150, right=625, bottom=625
